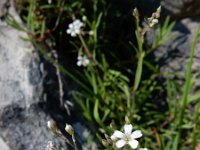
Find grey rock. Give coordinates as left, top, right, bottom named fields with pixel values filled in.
left=0, top=1, right=65, bottom=150
left=0, top=0, right=8, bottom=17
left=0, top=104, right=62, bottom=150
left=152, top=18, right=200, bottom=88
left=73, top=123, right=97, bottom=150
left=161, top=0, right=200, bottom=17
left=0, top=137, right=10, bottom=150
left=141, top=0, right=200, bottom=18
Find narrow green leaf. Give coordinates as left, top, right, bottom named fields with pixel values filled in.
left=102, top=109, right=110, bottom=122
left=40, top=20, right=46, bottom=37
left=134, top=52, right=145, bottom=91
left=93, top=99, right=102, bottom=126
left=188, top=91, right=200, bottom=104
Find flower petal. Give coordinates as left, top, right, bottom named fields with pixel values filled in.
left=72, top=32, right=77, bottom=37
left=77, top=56, right=82, bottom=60
left=128, top=139, right=139, bottom=149
left=124, top=124, right=133, bottom=135
left=111, top=135, right=117, bottom=141
left=139, top=148, right=148, bottom=150
left=83, top=58, right=89, bottom=66
left=77, top=60, right=82, bottom=66
left=66, top=29, right=71, bottom=34
left=116, top=139, right=126, bottom=148
left=69, top=23, right=73, bottom=28
left=131, top=130, right=142, bottom=139
left=112, top=130, right=124, bottom=139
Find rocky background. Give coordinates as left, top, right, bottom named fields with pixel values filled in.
left=0, top=0, right=57, bottom=149
left=0, top=0, right=200, bottom=150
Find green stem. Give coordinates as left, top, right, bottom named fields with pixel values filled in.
left=191, top=103, right=200, bottom=150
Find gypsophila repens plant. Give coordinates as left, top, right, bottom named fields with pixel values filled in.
left=8, top=0, right=200, bottom=149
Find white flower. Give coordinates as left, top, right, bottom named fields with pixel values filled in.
left=111, top=124, right=142, bottom=149
left=139, top=148, right=148, bottom=150
left=77, top=55, right=90, bottom=67
left=66, top=19, right=84, bottom=37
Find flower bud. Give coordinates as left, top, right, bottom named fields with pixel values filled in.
left=89, top=30, right=94, bottom=35
left=82, top=16, right=87, bottom=21
left=125, top=115, right=130, bottom=124
left=149, top=19, right=158, bottom=27
left=133, top=8, right=139, bottom=18
left=65, top=124, right=74, bottom=135
left=47, top=121, right=56, bottom=130
left=156, top=6, right=161, bottom=17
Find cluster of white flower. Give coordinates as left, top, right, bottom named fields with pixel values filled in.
left=66, top=19, right=84, bottom=37
left=77, top=55, right=90, bottom=67
left=111, top=124, right=146, bottom=149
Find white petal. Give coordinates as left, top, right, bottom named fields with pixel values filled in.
left=66, top=29, right=71, bottom=34
left=69, top=23, right=73, bottom=28
left=116, top=139, right=126, bottom=148
left=128, top=140, right=139, bottom=149
left=71, top=32, right=76, bottom=37
left=112, top=130, right=124, bottom=139
left=84, top=59, right=90, bottom=66
left=77, top=60, right=82, bottom=66
left=139, top=148, right=148, bottom=150
left=82, top=58, right=89, bottom=66
left=77, top=56, right=82, bottom=60
left=111, top=135, right=117, bottom=141
left=74, top=19, right=80, bottom=23
left=75, top=29, right=80, bottom=34
left=82, top=62, right=87, bottom=67
left=152, top=19, right=158, bottom=23
left=78, top=22, right=83, bottom=27
left=124, top=124, right=133, bottom=135
left=131, top=130, right=142, bottom=139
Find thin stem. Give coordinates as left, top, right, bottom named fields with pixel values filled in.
left=53, top=50, right=70, bottom=115
left=53, top=0, right=66, bottom=31
left=191, top=103, right=200, bottom=150
left=78, top=34, right=93, bottom=59
left=72, top=134, right=78, bottom=150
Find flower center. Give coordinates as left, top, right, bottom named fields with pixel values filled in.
left=124, top=135, right=131, bottom=142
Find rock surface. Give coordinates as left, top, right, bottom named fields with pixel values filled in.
left=0, top=138, right=10, bottom=150
left=151, top=18, right=200, bottom=89
left=0, top=1, right=96, bottom=150
left=0, top=1, right=65, bottom=150
left=0, top=0, right=8, bottom=17
left=161, top=0, right=200, bottom=18
left=140, top=0, right=200, bottom=18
